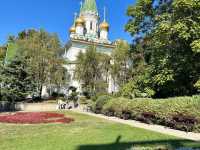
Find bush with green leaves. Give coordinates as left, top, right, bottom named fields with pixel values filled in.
left=79, top=96, right=88, bottom=105
left=194, top=80, right=200, bottom=92
left=93, top=95, right=112, bottom=114
left=120, top=79, right=155, bottom=99
left=102, top=96, right=200, bottom=132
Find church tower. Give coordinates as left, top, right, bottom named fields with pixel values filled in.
left=80, top=0, right=99, bottom=38
left=66, top=0, right=117, bottom=93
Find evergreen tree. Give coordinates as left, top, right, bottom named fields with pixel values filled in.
left=0, top=57, right=35, bottom=102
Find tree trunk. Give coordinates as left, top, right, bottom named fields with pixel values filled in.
left=39, top=85, right=43, bottom=100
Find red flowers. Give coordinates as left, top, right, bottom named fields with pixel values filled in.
left=0, top=112, right=74, bottom=124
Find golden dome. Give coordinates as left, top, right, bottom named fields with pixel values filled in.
left=80, top=15, right=85, bottom=21
left=100, top=21, right=109, bottom=30
left=75, top=17, right=85, bottom=26
left=69, top=26, right=76, bottom=33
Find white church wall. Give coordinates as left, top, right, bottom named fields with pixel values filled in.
left=76, top=26, right=84, bottom=36
left=82, top=13, right=99, bottom=36
left=64, top=64, right=82, bottom=92
left=100, top=29, right=108, bottom=40
left=65, top=40, right=117, bottom=94
left=66, top=44, right=86, bottom=62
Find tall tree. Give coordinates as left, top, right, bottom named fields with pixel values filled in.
left=16, top=29, right=67, bottom=98
left=0, top=56, right=35, bottom=102
left=111, top=40, right=130, bottom=87
left=75, top=45, right=110, bottom=93
left=126, top=0, right=200, bottom=97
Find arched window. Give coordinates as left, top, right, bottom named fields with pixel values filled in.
left=90, top=22, right=93, bottom=30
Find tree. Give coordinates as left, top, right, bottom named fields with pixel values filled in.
left=125, top=0, right=200, bottom=97
left=120, top=38, right=155, bottom=98
left=0, top=56, right=35, bottom=102
left=111, top=40, right=130, bottom=87
left=75, top=45, right=110, bottom=94
left=192, top=39, right=200, bottom=91
left=0, top=46, right=6, bottom=62
left=15, top=29, right=67, bottom=98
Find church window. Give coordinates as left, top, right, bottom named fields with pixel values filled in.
left=90, top=22, right=93, bottom=30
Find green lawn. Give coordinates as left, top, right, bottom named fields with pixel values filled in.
left=0, top=111, right=199, bottom=150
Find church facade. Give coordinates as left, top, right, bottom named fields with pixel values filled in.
left=63, top=0, right=117, bottom=93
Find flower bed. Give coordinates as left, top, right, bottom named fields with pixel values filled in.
left=0, top=112, right=74, bottom=124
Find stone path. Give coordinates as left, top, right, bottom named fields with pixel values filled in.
left=72, top=109, right=200, bottom=142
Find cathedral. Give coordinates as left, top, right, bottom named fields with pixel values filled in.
left=64, top=0, right=117, bottom=93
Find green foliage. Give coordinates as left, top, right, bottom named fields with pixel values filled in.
left=120, top=71, right=155, bottom=99
left=191, top=40, right=200, bottom=53
left=194, top=79, right=200, bottom=91
left=125, top=0, right=200, bottom=97
left=79, top=96, right=89, bottom=105
left=120, top=80, right=137, bottom=99
left=0, top=46, right=6, bottom=62
left=0, top=56, right=35, bottom=102
left=4, top=43, right=19, bottom=64
left=111, top=40, right=131, bottom=87
left=102, top=96, right=200, bottom=132
left=93, top=95, right=112, bottom=113
left=68, top=91, right=79, bottom=102
left=75, top=45, right=110, bottom=94
left=0, top=29, right=68, bottom=100
left=15, top=29, right=67, bottom=98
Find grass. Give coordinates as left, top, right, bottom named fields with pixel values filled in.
left=0, top=111, right=199, bottom=150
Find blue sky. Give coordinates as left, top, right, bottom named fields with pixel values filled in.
left=0, top=0, right=135, bottom=45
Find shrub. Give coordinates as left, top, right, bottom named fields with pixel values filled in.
left=79, top=96, right=88, bottom=105
left=119, top=80, right=136, bottom=99
left=136, top=112, right=157, bottom=124
left=93, top=95, right=112, bottom=114
left=82, top=90, right=91, bottom=99
left=194, top=79, right=200, bottom=92
left=171, top=114, right=198, bottom=132
left=119, top=79, right=155, bottom=99
left=51, top=92, right=59, bottom=98
left=102, top=96, right=200, bottom=132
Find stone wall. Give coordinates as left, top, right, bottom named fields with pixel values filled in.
left=20, top=103, right=57, bottom=112
left=0, top=102, right=57, bottom=112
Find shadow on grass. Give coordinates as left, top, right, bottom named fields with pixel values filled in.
left=76, top=136, right=200, bottom=150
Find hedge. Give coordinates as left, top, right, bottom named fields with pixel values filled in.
left=94, top=96, right=200, bottom=132
left=92, top=95, right=112, bottom=114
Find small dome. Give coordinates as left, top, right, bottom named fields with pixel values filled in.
left=80, top=15, right=85, bottom=21
left=100, top=21, right=109, bottom=31
left=75, top=17, right=85, bottom=26
left=69, top=26, right=76, bottom=33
